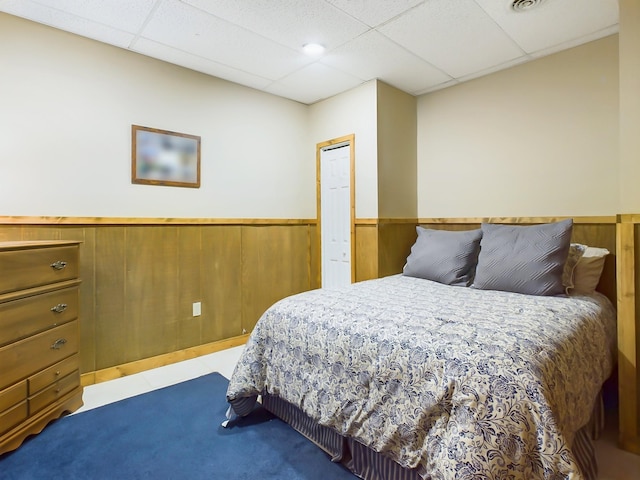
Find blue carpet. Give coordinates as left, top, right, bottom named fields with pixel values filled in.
left=0, top=373, right=357, bottom=479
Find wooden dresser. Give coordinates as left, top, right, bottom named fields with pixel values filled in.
left=0, top=241, right=83, bottom=455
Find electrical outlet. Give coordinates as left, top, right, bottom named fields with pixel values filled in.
left=192, top=302, right=201, bottom=317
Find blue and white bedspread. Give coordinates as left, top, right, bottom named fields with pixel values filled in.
left=226, top=275, right=616, bottom=479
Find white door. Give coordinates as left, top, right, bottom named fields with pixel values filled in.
left=320, top=143, right=351, bottom=289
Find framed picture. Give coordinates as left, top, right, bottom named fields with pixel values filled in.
left=132, top=125, right=201, bottom=188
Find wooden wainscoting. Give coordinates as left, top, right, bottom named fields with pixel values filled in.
left=0, top=217, right=319, bottom=381
left=354, top=220, right=378, bottom=282
left=377, top=219, right=419, bottom=278
left=353, top=218, right=418, bottom=282
left=616, top=215, right=640, bottom=454
left=4, top=212, right=634, bottom=442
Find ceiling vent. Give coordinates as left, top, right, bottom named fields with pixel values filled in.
left=511, top=0, right=546, bottom=11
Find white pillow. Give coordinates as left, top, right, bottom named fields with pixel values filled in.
left=562, top=243, right=586, bottom=293
left=572, top=246, right=609, bottom=294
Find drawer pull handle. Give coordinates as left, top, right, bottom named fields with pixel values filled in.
left=50, top=338, right=67, bottom=350
left=51, top=303, right=68, bottom=313
left=50, top=261, right=67, bottom=270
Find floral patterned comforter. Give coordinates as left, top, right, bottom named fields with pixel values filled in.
left=226, top=275, right=616, bottom=479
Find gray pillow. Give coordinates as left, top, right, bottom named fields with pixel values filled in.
left=473, top=219, right=573, bottom=296
left=403, top=227, right=482, bottom=286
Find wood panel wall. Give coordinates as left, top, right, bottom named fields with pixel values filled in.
left=2, top=215, right=637, bottom=456
left=616, top=215, right=640, bottom=454
left=354, top=219, right=417, bottom=282
left=378, top=219, right=418, bottom=278
left=0, top=218, right=319, bottom=381
left=354, top=222, right=378, bottom=282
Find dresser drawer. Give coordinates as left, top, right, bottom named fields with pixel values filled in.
left=0, top=401, right=28, bottom=436
left=0, top=286, right=79, bottom=347
left=0, top=244, right=79, bottom=295
left=29, top=354, right=79, bottom=395
left=0, top=381, right=26, bottom=414
left=0, top=321, right=78, bottom=391
left=29, top=371, right=79, bottom=415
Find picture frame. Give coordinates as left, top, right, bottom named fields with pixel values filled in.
left=132, top=125, right=201, bottom=188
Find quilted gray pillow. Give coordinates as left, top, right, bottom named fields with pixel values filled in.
left=473, top=219, right=573, bottom=296
left=403, top=227, right=482, bottom=286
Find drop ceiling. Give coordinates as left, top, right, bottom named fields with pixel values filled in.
left=0, top=0, right=619, bottom=105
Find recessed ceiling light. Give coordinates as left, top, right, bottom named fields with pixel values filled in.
left=302, top=43, right=325, bottom=56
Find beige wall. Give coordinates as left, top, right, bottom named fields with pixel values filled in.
left=309, top=80, right=379, bottom=218
left=308, top=80, right=417, bottom=220
left=619, top=1, right=640, bottom=213
left=416, top=35, right=619, bottom=218
left=1, top=12, right=626, bottom=223
left=377, top=81, right=417, bottom=219
left=0, top=13, right=312, bottom=219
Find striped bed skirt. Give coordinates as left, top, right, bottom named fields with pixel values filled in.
left=260, top=392, right=603, bottom=480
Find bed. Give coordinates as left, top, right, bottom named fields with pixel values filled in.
left=225, top=219, right=617, bottom=480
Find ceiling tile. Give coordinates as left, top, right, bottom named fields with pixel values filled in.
left=265, top=62, right=364, bottom=104
left=0, top=0, right=620, bottom=104
left=325, top=0, right=424, bottom=28
left=182, top=0, right=370, bottom=51
left=10, top=0, right=156, bottom=33
left=320, top=30, right=452, bottom=94
left=131, top=38, right=273, bottom=91
left=0, top=0, right=137, bottom=47
left=475, top=0, right=619, bottom=54
left=140, top=0, right=311, bottom=80
left=379, top=0, right=524, bottom=78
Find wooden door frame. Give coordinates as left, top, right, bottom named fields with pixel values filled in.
left=316, top=134, right=356, bottom=286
